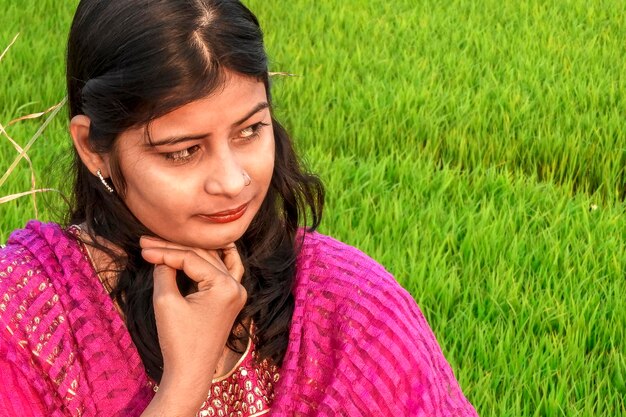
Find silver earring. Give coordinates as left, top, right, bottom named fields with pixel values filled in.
left=96, top=169, right=115, bottom=194
left=242, top=171, right=251, bottom=186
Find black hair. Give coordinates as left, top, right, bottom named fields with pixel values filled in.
left=66, top=0, right=323, bottom=382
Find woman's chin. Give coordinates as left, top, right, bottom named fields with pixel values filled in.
left=173, top=226, right=248, bottom=250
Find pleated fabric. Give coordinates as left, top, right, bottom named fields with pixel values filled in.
left=0, top=222, right=152, bottom=416
left=0, top=221, right=478, bottom=416
left=272, top=232, right=478, bottom=416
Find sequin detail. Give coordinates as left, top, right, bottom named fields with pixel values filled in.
left=149, top=338, right=279, bottom=417
left=0, top=241, right=81, bottom=410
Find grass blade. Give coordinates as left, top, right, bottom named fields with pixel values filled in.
left=0, top=123, right=40, bottom=215
left=8, top=102, right=66, bottom=126
left=0, top=96, right=67, bottom=189
left=0, top=188, right=59, bottom=204
left=0, top=33, right=19, bottom=63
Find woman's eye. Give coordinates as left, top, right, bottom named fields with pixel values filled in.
left=163, top=145, right=200, bottom=163
left=239, top=122, right=269, bottom=141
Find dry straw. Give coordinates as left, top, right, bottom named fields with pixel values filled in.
left=1, top=34, right=64, bottom=217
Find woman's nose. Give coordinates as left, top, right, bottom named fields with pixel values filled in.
left=202, top=151, right=247, bottom=197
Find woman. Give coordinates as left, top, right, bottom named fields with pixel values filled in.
left=0, top=1, right=478, bottom=416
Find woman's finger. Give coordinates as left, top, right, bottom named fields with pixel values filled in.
left=151, top=263, right=180, bottom=299
left=139, top=235, right=172, bottom=248
left=220, top=243, right=244, bottom=283
left=140, top=247, right=184, bottom=300
left=141, top=247, right=223, bottom=284
left=140, top=236, right=229, bottom=274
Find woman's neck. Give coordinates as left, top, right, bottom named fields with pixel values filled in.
left=74, top=223, right=124, bottom=299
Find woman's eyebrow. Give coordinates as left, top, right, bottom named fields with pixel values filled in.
left=147, top=132, right=209, bottom=147
left=231, top=101, right=269, bottom=127
left=147, top=101, right=270, bottom=147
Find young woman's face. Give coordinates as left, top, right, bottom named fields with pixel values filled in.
left=113, top=72, right=275, bottom=249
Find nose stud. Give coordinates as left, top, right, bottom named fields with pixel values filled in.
left=242, top=171, right=251, bottom=186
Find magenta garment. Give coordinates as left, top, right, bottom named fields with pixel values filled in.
left=0, top=221, right=478, bottom=416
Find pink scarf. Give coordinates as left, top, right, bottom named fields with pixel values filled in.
left=0, top=221, right=477, bottom=416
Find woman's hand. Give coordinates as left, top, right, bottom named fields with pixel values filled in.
left=138, top=236, right=246, bottom=417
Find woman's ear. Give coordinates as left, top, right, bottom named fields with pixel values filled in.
left=69, top=115, right=110, bottom=176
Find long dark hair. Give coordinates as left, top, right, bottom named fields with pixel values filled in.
left=66, top=0, right=324, bottom=382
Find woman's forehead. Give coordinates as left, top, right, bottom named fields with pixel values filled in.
left=120, top=74, right=269, bottom=143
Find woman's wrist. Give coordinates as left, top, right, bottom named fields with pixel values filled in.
left=141, top=367, right=216, bottom=417
left=141, top=378, right=211, bottom=417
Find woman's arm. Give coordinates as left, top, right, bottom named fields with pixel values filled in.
left=138, top=237, right=247, bottom=417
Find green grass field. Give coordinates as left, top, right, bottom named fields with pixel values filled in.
left=1, top=0, right=625, bottom=415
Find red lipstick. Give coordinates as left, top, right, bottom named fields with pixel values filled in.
left=198, top=203, right=248, bottom=224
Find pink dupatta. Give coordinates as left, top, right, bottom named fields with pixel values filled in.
left=0, top=221, right=478, bottom=416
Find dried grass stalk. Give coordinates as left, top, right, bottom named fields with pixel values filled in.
left=0, top=33, right=19, bottom=63
left=1, top=34, right=66, bottom=217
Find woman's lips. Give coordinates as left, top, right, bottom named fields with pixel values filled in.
left=197, top=203, right=248, bottom=224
